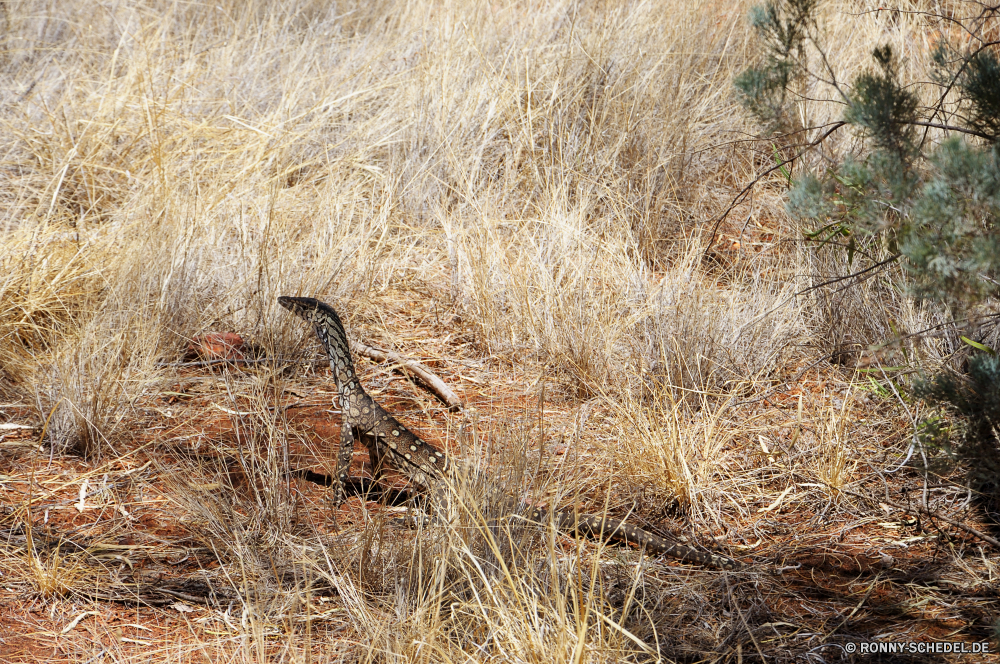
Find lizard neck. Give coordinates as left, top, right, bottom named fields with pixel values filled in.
left=313, top=322, right=358, bottom=396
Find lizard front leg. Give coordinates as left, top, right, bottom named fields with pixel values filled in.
left=331, top=415, right=353, bottom=507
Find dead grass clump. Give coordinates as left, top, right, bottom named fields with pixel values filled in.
left=160, top=370, right=302, bottom=550
left=814, top=396, right=861, bottom=492
left=801, top=242, right=946, bottom=372
left=0, top=229, right=102, bottom=383
left=186, top=447, right=720, bottom=662
left=22, top=530, right=90, bottom=600
left=636, top=246, right=805, bottom=398
left=614, top=390, right=747, bottom=526
left=33, top=303, right=161, bottom=459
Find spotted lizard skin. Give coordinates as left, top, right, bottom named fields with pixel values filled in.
left=279, top=296, right=743, bottom=570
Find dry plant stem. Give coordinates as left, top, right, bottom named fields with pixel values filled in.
left=156, top=587, right=213, bottom=605
left=704, top=120, right=846, bottom=253
left=840, top=488, right=1000, bottom=550
left=350, top=340, right=464, bottom=411
left=725, top=576, right=767, bottom=662
left=793, top=252, right=902, bottom=298
left=828, top=573, right=881, bottom=639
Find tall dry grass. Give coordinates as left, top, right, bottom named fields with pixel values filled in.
left=0, top=0, right=949, bottom=398
left=0, top=0, right=986, bottom=661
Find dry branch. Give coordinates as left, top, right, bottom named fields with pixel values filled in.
left=884, top=496, right=1000, bottom=550
left=841, top=488, right=1000, bottom=550
left=351, top=341, right=463, bottom=411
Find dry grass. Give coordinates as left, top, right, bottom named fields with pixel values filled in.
left=1, top=0, right=998, bottom=661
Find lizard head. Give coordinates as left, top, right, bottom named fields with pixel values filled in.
left=278, top=295, right=350, bottom=335
left=278, top=295, right=325, bottom=323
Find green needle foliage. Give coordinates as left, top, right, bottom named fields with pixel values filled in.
left=844, top=45, right=919, bottom=161
left=942, top=44, right=1000, bottom=141
left=733, top=0, right=817, bottom=133
left=915, top=354, right=1000, bottom=495
left=736, top=0, right=1000, bottom=513
left=738, top=0, right=1000, bottom=308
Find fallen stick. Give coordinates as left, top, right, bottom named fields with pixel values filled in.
left=879, top=495, right=1000, bottom=550
left=351, top=341, right=463, bottom=412
left=836, top=486, right=1000, bottom=550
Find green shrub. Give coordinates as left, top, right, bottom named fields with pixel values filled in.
left=736, top=0, right=1000, bottom=505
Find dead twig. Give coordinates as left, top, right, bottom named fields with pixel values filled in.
left=887, top=496, right=1000, bottom=549
left=704, top=121, right=846, bottom=254
left=351, top=341, right=463, bottom=411
left=839, top=487, right=1000, bottom=549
